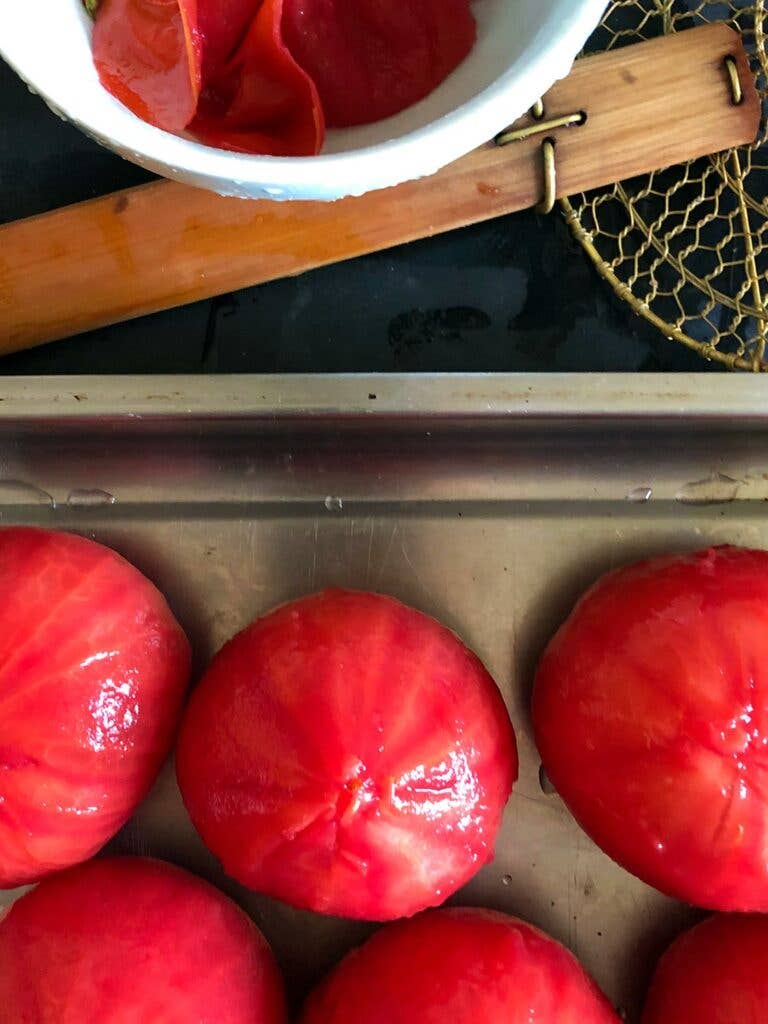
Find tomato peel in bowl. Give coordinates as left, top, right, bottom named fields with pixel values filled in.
left=191, top=0, right=324, bottom=157
left=176, top=589, right=517, bottom=921
left=300, top=907, right=621, bottom=1023
left=282, top=0, right=477, bottom=128
left=643, top=913, right=768, bottom=1024
left=89, top=0, right=477, bottom=155
left=533, top=546, right=768, bottom=911
left=198, top=0, right=260, bottom=79
left=93, top=0, right=202, bottom=132
left=0, top=527, right=190, bottom=888
left=0, top=857, right=287, bottom=1024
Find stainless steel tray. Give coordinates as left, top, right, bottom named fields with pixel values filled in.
left=2, top=373, right=768, bottom=1021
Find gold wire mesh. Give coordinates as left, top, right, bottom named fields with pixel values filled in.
left=562, top=0, right=768, bottom=371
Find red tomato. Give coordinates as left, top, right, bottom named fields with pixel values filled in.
left=0, top=857, right=287, bottom=1024
left=176, top=589, right=517, bottom=920
left=301, top=908, right=620, bottom=1024
left=643, top=913, right=768, bottom=1024
left=282, top=0, right=477, bottom=127
left=533, top=546, right=768, bottom=911
left=198, top=0, right=261, bottom=79
left=93, top=0, right=202, bottom=132
left=0, top=527, right=190, bottom=888
left=192, top=0, right=324, bottom=156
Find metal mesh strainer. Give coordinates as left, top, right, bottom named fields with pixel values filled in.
left=563, top=0, right=768, bottom=370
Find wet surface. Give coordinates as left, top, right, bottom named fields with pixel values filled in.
left=0, top=57, right=716, bottom=375
left=0, top=386, right=757, bottom=1017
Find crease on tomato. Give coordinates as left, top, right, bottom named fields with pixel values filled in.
left=198, top=0, right=263, bottom=80
left=93, top=0, right=202, bottom=132
left=191, top=0, right=324, bottom=156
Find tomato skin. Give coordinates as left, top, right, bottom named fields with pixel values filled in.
left=0, top=857, right=287, bottom=1024
left=301, top=908, right=620, bottom=1024
left=93, top=0, right=202, bottom=131
left=191, top=0, right=324, bottom=156
left=0, top=527, right=190, bottom=888
left=176, top=589, right=517, bottom=921
left=643, top=913, right=768, bottom=1024
left=198, top=0, right=259, bottom=78
left=91, top=0, right=324, bottom=154
left=533, top=546, right=768, bottom=911
left=282, top=0, right=476, bottom=128
left=92, top=0, right=475, bottom=152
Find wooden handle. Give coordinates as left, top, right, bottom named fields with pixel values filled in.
left=0, top=23, right=759, bottom=354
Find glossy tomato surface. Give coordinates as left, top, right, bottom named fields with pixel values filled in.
left=534, top=546, right=768, bottom=911
left=176, top=589, right=517, bottom=920
left=301, top=908, right=620, bottom=1024
left=643, top=913, right=768, bottom=1024
left=0, top=527, right=190, bottom=887
left=93, top=0, right=202, bottom=132
left=0, top=857, right=287, bottom=1024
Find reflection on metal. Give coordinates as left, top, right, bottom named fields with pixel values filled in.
left=0, top=372, right=760, bottom=1015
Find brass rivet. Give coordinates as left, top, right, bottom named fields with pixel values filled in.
left=538, top=140, right=557, bottom=215
left=494, top=111, right=585, bottom=148
left=725, top=55, right=744, bottom=105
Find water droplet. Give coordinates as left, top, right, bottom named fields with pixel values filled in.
left=0, top=480, right=56, bottom=508
left=675, top=472, right=741, bottom=506
left=324, top=496, right=344, bottom=512
left=502, top=874, right=513, bottom=887
left=626, top=486, right=653, bottom=504
left=66, top=489, right=117, bottom=508
left=539, top=764, right=557, bottom=795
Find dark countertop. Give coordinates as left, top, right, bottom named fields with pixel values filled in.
left=0, top=57, right=715, bottom=376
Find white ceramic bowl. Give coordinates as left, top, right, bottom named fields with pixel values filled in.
left=0, top=0, right=607, bottom=200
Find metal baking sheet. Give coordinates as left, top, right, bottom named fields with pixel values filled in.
left=2, top=373, right=768, bottom=1021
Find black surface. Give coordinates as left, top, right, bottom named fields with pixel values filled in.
left=0, top=57, right=715, bottom=375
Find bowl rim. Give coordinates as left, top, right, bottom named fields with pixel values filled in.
left=0, top=0, right=608, bottom=194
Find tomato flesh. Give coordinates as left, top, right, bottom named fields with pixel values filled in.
left=643, top=913, right=768, bottom=1024
left=0, top=527, right=190, bottom=887
left=533, top=546, right=768, bottom=911
left=176, top=589, right=517, bottom=920
left=0, top=857, right=287, bottom=1024
left=301, top=908, right=620, bottom=1023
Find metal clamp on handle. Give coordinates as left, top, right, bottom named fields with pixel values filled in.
left=494, top=101, right=586, bottom=214
left=494, top=54, right=745, bottom=216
